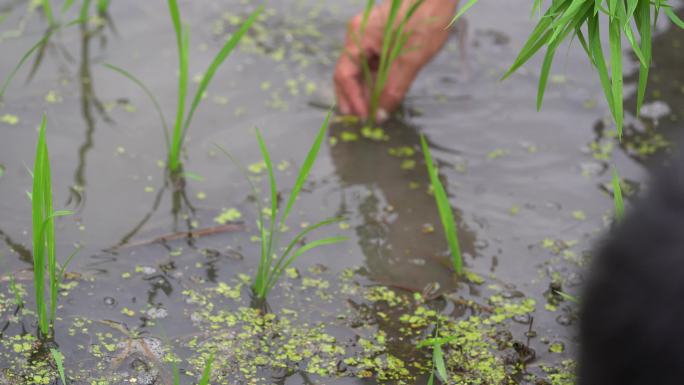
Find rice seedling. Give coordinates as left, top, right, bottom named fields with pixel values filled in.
left=451, top=0, right=684, bottom=139
left=50, top=348, right=67, bottom=385
left=612, top=167, right=624, bottom=221
left=418, top=333, right=457, bottom=384
left=31, top=115, right=77, bottom=338
left=358, top=0, right=424, bottom=127
left=217, top=111, right=347, bottom=303
left=420, top=135, right=463, bottom=274
left=106, top=2, right=261, bottom=173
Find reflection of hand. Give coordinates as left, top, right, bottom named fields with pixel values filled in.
left=334, top=0, right=458, bottom=121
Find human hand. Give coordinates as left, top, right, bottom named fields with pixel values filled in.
left=333, top=0, right=458, bottom=122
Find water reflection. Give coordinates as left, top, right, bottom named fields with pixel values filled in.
left=328, top=118, right=478, bottom=294
left=110, top=173, right=196, bottom=250
left=73, top=11, right=112, bottom=191
left=0, top=228, right=32, bottom=264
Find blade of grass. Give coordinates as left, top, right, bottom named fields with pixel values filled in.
left=50, top=348, right=66, bottom=384
left=97, top=0, right=110, bottom=15
left=255, top=128, right=278, bottom=283
left=62, top=0, right=75, bottom=12
left=32, top=114, right=50, bottom=336
left=279, top=109, right=332, bottom=224
left=635, top=0, right=652, bottom=114
left=198, top=351, right=215, bottom=385
left=42, top=0, right=55, bottom=27
left=588, top=14, right=616, bottom=118
left=267, top=236, right=348, bottom=293
left=420, top=135, right=463, bottom=274
left=182, top=6, right=262, bottom=137
left=434, top=345, right=448, bottom=382
left=103, top=63, right=170, bottom=149
left=171, top=358, right=180, bottom=385
left=664, top=6, right=684, bottom=29
left=213, top=144, right=268, bottom=296
left=265, top=217, right=345, bottom=292
left=167, top=0, right=189, bottom=171
left=609, top=14, right=624, bottom=139
left=449, top=0, right=479, bottom=26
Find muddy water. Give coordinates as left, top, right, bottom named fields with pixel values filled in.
left=0, top=0, right=681, bottom=384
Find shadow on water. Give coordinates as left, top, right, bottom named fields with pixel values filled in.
left=328, top=118, right=479, bottom=296
left=109, top=173, right=197, bottom=251
left=73, top=12, right=113, bottom=191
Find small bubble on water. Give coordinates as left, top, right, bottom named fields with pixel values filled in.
left=104, top=297, right=116, bottom=306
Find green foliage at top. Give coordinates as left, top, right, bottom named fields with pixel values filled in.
left=452, top=0, right=684, bottom=140
left=31, top=115, right=75, bottom=338
left=218, top=111, right=347, bottom=302
left=420, top=135, right=463, bottom=274
left=359, top=0, right=425, bottom=127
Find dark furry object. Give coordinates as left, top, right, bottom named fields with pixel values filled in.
left=579, top=160, right=684, bottom=385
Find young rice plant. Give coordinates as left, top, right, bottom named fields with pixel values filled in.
left=358, top=0, right=425, bottom=127
left=106, top=1, right=262, bottom=173
left=32, top=115, right=77, bottom=338
left=217, top=111, right=347, bottom=303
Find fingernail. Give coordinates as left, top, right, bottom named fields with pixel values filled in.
left=376, top=108, right=388, bottom=123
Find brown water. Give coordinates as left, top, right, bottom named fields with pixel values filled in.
left=0, top=0, right=681, bottom=384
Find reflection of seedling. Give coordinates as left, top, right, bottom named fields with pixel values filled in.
left=612, top=167, right=624, bottom=221
left=420, top=135, right=463, bottom=274
left=452, top=0, right=684, bottom=139
left=1, top=1, right=98, bottom=100
left=217, top=111, right=347, bottom=304
left=106, top=2, right=262, bottom=173
left=358, top=0, right=424, bottom=128
left=418, top=332, right=457, bottom=384
left=31, top=115, right=78, bottom=338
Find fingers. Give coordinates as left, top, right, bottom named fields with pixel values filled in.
left=333, top=15, right=370, bottom=118
left=334, top=53, right=369, bottom=118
